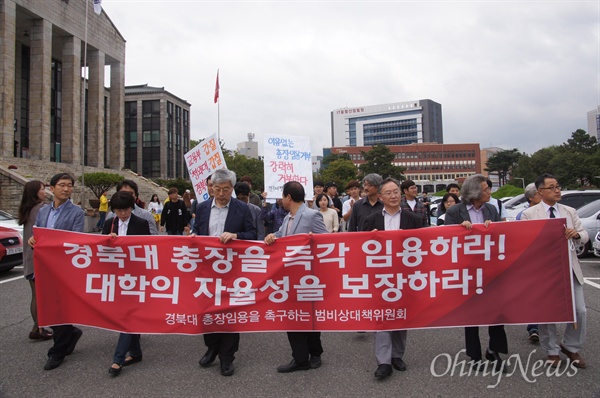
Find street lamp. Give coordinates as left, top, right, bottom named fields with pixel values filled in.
left=513, top=177, right=525, bottom=189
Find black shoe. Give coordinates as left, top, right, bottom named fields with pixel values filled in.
left=391, top=357, right=407, bottom=371
left=108, top=363, right=122, bottom=376
left=277, top=359, right=310, bottom=373
left=123, top=355, right=142, bottom=367
left=374, top=364, right=393, bottom=379
left=199, top=348, right=219, bottom=367
left=471, top=359, right=485, bottom=373
left=44, top=357, right=63, bottom=371
left=309, top=356, right=322, bottom=369
left=220, top=362, right=234, bottom=376
left=485, top=350, right=506, bottom=373
left=66, top=327, right=83, bottom=355
left=528, top=330, right=539, bottom=342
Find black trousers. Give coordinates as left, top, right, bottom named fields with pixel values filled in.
left=47, top=324, right=75, bottom=359
left=287, top=332, right=323, bottom=365
left=465, top=326, right=507, bottom=361
left=204, top=333, right=239, bottom=364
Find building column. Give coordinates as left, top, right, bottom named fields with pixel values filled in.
left=87, top=49, right=105, bottom=167
left=0, top=0, right=16, bottom=158
left=29, top=18, right=52, bottom=160
left=109, top=61, right=124, bottom=169
left=61, top=35, right=81, bottom=165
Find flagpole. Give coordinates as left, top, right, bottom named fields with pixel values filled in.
left=216, top=69, right=220, bottom=143
left=80, top=0, right=89, bottom=210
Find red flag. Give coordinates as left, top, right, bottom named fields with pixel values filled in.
left=214, top=70, right=219, bottom=103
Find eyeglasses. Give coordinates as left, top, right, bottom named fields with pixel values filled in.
left=539, top=185, right=561, bottom=191
left=381, top=190, right=401, bottom=197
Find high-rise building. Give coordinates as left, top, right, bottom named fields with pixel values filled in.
left=330, top=99, right=443, bottom=147
left=237, top=133, right=258, bottom=159
left=124, top=85, right=191, bottom=179
left=587, top=106, right=600, bottom=141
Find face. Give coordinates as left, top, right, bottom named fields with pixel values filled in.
left=479, top=181, right=491, bottom=202
left=207, top=178, right=214, bottom=197
left=444, top=196, right=457, bottom=210
left=237, top=193, right=249, bottom=203
left=348, top=186, right=360, bottom=198
left=50, top=178, right=74, bottom=204
left=213, top=181, right=233, bottom=205
left=319, top=196, right=329, bottom=208
left=404, top=185, right=418, bottom=200
left=276, top=199, right=283, bottom=207
left=363, top=181, right=379, bottom=197
left=114, top=207, right=133, bottom=222
left=537, top=178, right=561, bottom=205
left=379, top=181, right=401, bottom=209
left=314, top=185, right=323, bottom=195
left=529, top=191, right=542, bottom=206
left=119, top=185, right=137, bottom=200
left=169, top=192, right=179, bottom=202
left=326, top=186, right=337, bottom=196
left=37, top=185, right=46, bottom=201
left=449, top=187, right=460, bottom=196
left=281, top=194, right=293, bottom=211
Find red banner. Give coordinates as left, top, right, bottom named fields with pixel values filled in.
left=34, top=219, right=574, bottom=334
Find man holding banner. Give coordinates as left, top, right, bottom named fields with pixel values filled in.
left=193, top=169, right=257, bottom=376
left=361, top=177, right=424, bottom=379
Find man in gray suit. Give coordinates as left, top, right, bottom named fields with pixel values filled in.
left=361, top=178, right=423, bottom=379
left=264, top=181, right=328, bottom=373
left=521, top=173, right=588, bottom=369
left=28, top=173, right=85, bottom=371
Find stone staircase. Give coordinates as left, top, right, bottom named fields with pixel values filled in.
left=0, top=158, right=170, bottom=216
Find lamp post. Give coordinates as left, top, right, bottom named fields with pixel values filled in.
left=513, top=177, right=525, bottom=189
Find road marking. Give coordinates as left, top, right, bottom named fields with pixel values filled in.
left=0, top=275, right=23, bottom=284
left=584, top=278, right=600, bottom=290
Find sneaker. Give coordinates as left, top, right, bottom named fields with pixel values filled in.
left=528, top=330, right=539, bottom=342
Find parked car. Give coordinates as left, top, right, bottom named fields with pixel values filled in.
left=0, top=226, right=23, bottom=272
left=506, top=190, right=600, bottom=222
left=429, top=196, right=444, bottom=217
left=0, top=210, right=23, bottom=236
left=573, top=199, right=600, bottom=257
left=499, top=196, right=514, bottom=203
left=593, top=231, right=600, bottom=258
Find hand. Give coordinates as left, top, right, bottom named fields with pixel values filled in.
left=350, top=199, right=355, bottom=206
left=262, top=191, right=268, bottom=199
left=461, top=221, right=472, bottom=230
left=28, top=236, right=36, bottom=247
left=160, top=226, right=164, bottom=232
left=483, top=220, right=492, bottom=228
left=220, top=232, right=237, bottom=244
left=264, top=233, right=276, bottom=245
left=184, top=226, right=190, bottom=235
left=109, top=233, right=118, bottom=238
left=565, top=228, right=580, bottom=240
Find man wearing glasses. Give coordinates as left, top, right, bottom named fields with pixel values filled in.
left=521, top=173, right=588, bottom=369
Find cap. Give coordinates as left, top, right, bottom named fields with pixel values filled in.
left=325, top=181, right=337, bottom=189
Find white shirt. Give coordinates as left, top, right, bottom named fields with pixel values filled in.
left=118, top=218, right=130, bottom=236
left=382, top=208, right=401, bottom=231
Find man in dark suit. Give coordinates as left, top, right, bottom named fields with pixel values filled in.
left=192, top=169, right=257, bottom=377
left=444, top=173, right=507, bottom=372
left=102, top=191, right=150, bottom=376
left=264, top=181, right=328, bottom=373
left=28, top=173, right=85, bottom=371
left=361, top=178, right=423, bottom=380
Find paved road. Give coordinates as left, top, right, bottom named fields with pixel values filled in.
left=1, top=259, right=599, bottom=398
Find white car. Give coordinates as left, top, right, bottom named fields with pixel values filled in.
left=0, top=210, right=23, bottom=237
left=574, top=199, right=600, bottom=257
left=593, top=231, right=600, bottom=258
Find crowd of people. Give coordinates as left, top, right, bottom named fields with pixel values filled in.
left=19, top=171, right=588, bottom=379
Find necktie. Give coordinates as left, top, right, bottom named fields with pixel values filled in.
left=549, top=207, right=556, bottom=218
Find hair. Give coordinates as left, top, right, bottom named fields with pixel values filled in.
left=346, top=180, right=360, bottom=190
left=400, top=179, right=416, bottom=194
left=378, top=177, right=401, bottom=194
left=151, top=194, right=160, bottom=202
left=239, top=175, right=253, bottom=185
left=283, top=181, right=305, bottom=202
left=116, top=179, right=139, bottom=198
left=524, top=183, right=537, bottom=202
left=535, top=173, right=556, bottom=189
left=315, top=193, right=329, bottom=207
left=234, top=182, right=251, bottom=197
left=446, top=183, right=460, bottom=192
left=313, top=180, right=324, bottom=188
left=110, top=191, right=135, bottom=210
left=439, top=193, right=460, bottom=215
left=362, top=173, right=383, bottom=188
left=50, top=173, right=75, bottom=186
left=168, top=187, right=179, bottom=195
left=17, top=180, right=45, bottom=225
left=212, top=169, right=236, bottom=186
left=460, top=174, right=488, bottom=203
left=183, top=192, right=192, bottom=207
left=486, top=178, right=493, bottom=189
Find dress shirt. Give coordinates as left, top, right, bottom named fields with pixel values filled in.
left=466, top=203, right=485, bottom=224
left=382, top=208, right=401, bottom=231
left=209, top=199, right=230, bottom=236
left=118, top=218, right=130, bottom=236
left=47, top=201, right=69, bottom=229
left=541, top=202, right=560, bottom=218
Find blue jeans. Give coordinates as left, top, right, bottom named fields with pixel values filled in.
left=96, top=211, right=106, bottom=228
left=113, top=333, right=142, bottom=365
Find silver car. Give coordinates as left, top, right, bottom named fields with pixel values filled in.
left=574, top=199, right=600, bottom=257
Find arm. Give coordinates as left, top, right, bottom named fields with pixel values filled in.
left=332, top=209, right=339, bottom=232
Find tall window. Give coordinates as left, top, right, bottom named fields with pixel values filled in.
left=124, top=101, right=138, bottom=172
left=50, top=60, right=62, bottom=162
left=167, top=101, right=174, bottom=178
left=175, top=105, right=182, bottom=178
left=183, top=109, right=189, bottom=178
left=19, top=45, right=30, bottom=158
left=142, top=100, right=161, bottom=177
left=103, top=96, right=108, bottom=167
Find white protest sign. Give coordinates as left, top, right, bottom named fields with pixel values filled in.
left=263, top=134, right=313, bottom=200
left=184, top=133, right=226, bottom=202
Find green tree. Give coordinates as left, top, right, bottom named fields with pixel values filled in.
left=154, top=178, right=193, bottom=195
left=321, top=152, right=351, bottom=171
left=484, top=148, right=522, bottom=186
left=358, top=145, right=405, bottom=180
left=320, top=158, right=358, bottom=189
left=223, top=151, right=265, bottom=191
left=78, top=172, right=124, bottom=199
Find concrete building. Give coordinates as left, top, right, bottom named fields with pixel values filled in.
left=124, top=84, right=190, bottom=179
left=330, top=143, right=481, bottom=193
left=587, top=106, right=600, bottom=141
left=331, top=99, right=443, bottom=147
left=0, top=0, right=126, bottom=168
left=236, top=133, right=258, bottom=159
